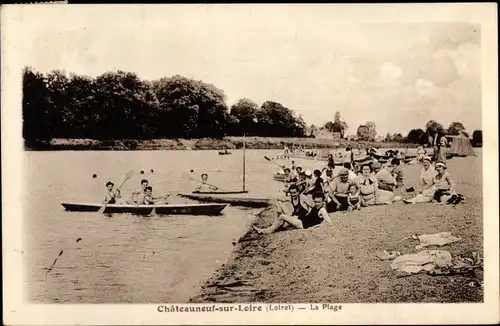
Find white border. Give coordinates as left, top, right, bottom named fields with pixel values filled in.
left=2, top=3, right=498, bottom=325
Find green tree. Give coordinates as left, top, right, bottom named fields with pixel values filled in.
left=425, top=120, right=444, bottom=136
left=256, top=101, right=306, bottom=137
left=472, top=129, right=482, bottom=147
left=357, top=125, right=370, bottom=141
left=152, top=75, right=228, bottom=139
left=447, top=122, right=466, bottom=135
left=406, top=128, right=427, bottom=144
left=94, top=71, right=159, bottom=140
left=22, top=67, right=51, bottom=144
left=392, top=133, right=404, bottom=143
left=229, top=98, right=259, bottom=136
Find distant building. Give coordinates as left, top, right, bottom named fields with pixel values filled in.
left=308, top=128, right=342, bottom=139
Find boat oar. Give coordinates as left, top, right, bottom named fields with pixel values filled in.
left=98, top=170, right=134, bottom=214
left=264, top=156, right=285, bottom=169
left=188, top=177, right=227, bottom=192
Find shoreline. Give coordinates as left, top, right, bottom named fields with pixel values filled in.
left=189, top=205, right=483, bottom=303
left=189, top=152, right=483, bottom=303
left=25, top=137, right=417, bottom=151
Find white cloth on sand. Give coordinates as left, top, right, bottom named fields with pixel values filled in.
left=415, top=232, right=462, bottom=250
left=390, top=250, right=453, bottom=275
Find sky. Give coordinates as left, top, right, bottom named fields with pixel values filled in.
left=10, top=5, right=482, bottom=136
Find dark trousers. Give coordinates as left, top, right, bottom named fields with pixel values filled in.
left=326, top=195, right=349, bottom=212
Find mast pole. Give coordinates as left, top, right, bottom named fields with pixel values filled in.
left=243, top=134, right=246, bottom=192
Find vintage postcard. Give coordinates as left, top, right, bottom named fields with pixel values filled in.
left=2, top=3, right=499, bottom=325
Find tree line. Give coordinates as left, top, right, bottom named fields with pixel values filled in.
left=354, top=120, right=482, bottom=147
left=23, top=66, right=482, bottom=147
left=22, top=67, right=307, bottom=144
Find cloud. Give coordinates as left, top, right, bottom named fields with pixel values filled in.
left=379, top=62, right=403, bottom=83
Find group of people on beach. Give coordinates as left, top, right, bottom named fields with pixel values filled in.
left=254, top=149, right=464, bottom=235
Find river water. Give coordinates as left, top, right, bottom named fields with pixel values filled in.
left=25, top=149, right=333, bottom=303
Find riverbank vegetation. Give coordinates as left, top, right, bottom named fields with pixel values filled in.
left=26, top=137, right=417, bottom=151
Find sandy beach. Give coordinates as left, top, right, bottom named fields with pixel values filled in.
left=190, top=151, right=483, bottom=303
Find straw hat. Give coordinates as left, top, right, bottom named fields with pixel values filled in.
left=305, top=170, right=312, bottom=176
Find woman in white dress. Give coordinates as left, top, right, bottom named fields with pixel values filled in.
left=403, top=156, right=438, bottom=204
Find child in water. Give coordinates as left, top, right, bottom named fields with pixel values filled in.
left=347, top=183, right=361, bottom=211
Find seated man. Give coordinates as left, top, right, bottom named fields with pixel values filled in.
left=131, top=179, right=149, bottom=204
left=253, top=187, right=331, bottom=234
left=327, top=168, right=353, bottom=212
left=343, top=162, right=357, bottom=182
left=372, top=161, right=397, bottom=192
left=390, top=158, right=405, bottom=189
left=195, top=173, right=218, bottom=192
left=142, top=186, right=155, bottom=205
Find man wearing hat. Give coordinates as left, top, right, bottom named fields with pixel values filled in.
left=327, top=167, right=353, bottom=212
left=372, top=161, right=397, bottom=192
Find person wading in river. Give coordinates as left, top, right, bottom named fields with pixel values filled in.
left=253, top=187, right=331, bottom=234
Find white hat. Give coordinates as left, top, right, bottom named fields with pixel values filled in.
left=305, top=170, right=312, bottom=176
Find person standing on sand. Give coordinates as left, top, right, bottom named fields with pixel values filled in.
left=327, top=153, right=335, bottom=170
left=437, top=136, right=448, bottom=163
left=253, top=188, right=331, bottom=234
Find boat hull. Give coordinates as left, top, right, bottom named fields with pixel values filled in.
left=61, top=202, right=228, bottom=216
left=179, top=193, right=271, bottom=208
left=192, top=190, right=249, bottom=195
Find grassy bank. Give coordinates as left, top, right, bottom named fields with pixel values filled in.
left=189, top=152, right=483, bottom=303
left=25, top=137, right=417, bottom=151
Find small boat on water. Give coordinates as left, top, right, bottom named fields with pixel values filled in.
left=179, top=193, right=271, bottom=208
left=61, top=202, right=229, bottom=216
left=218, top=151, right=232, bottom=155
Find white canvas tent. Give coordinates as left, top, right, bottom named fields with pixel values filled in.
left=447, top=134, right=476, bottom=157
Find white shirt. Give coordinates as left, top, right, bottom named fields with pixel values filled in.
left=348, top=170, right=357, bottom=182
left=343, top=151, right=352, bottom=163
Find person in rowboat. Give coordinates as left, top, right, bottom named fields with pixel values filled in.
left=253, top=187, right=331, bottom=234
left=195, top=173, right=218, bottom=192
left=103, top=181, right=122, bottom=204
left=142, top=186, right=155, bottom=205
left=131, top=179, right=149, bottom=204
left=140, top=186, right=171, bottom=205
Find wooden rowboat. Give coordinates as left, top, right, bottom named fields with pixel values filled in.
left=179, top=193, right=271, bottom=208
left=218, top=151, right=232, bottom=155
left=61, top=202, right=229, bottom=216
